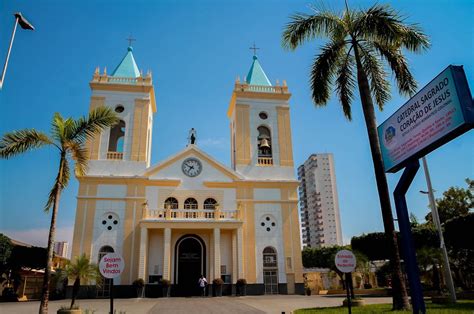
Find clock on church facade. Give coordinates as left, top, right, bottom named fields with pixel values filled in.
left=70, top=46, right=304, bottom=297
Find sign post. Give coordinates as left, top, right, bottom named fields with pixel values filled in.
left=378, top=65, right=473, bottom=313
left=99, top=253, right=125, bottom=314
left=335, top=249, right=356, bottom=314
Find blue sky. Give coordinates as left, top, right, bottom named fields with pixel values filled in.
left=1, top=0, right=473, bottom=251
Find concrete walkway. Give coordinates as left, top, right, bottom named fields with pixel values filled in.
left=0, top=295, right=393, bottom=314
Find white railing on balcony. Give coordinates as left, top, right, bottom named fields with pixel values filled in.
left=257, top=157, right=273, bottom=166
left=234, top=83, right=289, bottom=94
left=107, top=152, right=123, bottom=160
left=143, top=208, right=240, bottom=221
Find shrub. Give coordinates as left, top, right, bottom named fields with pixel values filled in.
left=160, top=279, right=171, bottom=287
left=132, top=278, right=145, bottom=288
left=236, top=278, right=247, bottom=286
left=212, top=278, right=224, bottom=285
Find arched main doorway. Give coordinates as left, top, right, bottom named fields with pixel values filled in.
left=174, top=235, right=206, bottom=296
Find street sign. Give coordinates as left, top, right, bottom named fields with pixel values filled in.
left=99, top=253, right=124, bottom=314
left=335, top=250, right=356, bottom=273
left=99, top=253, right=124, bottom=279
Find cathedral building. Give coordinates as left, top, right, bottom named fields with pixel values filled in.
left=70, top=47, right=304, bottom=296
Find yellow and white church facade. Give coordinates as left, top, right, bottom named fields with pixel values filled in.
left=71, top=47, right=304, bottom=296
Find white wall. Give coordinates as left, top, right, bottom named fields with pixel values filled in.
left=91, top=200, right=125, bottom=285
left=220, top=232, right=233, bottom=278
left=254, top=203, right=286, bottom=284
left=148, top=230, right=164, bottom=277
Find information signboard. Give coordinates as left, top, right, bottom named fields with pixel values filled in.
left=378, top=65, right=473, bottom=173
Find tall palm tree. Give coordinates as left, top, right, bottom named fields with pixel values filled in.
left=65, top=254, right=101, bottom=310
left=282, top=4, right=429, bottom=310
left=0, top=107, right=117, bottom=314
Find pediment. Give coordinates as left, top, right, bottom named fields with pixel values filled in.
left=143, top=145, right=242, bottom=182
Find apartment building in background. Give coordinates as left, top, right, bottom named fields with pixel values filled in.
left=53, top=241, right=69, bottom=258
left=298, top=154, right=343, bottom=248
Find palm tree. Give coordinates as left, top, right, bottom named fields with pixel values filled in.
left=282, top=3, right=429, bottom=310
left=65, top=254, right=101, bottom=310
left=0, top=107, right=118, bottom=314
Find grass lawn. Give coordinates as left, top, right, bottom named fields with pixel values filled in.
left=294, top=300, right=474, bottom=313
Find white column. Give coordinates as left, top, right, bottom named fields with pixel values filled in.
left=232, top=230, right=237, bottom=283
left=138, top=227, right=148, bottom=281
left=237, top=227, right=244, bottom=279
left=213, top=228, right=221, bottom=280
left=163, top=228, right=171, bottom=281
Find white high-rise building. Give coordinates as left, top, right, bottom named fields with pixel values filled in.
left=298, top=154, right=343, bottom=248
left=54, top=241, right=69, bottom=258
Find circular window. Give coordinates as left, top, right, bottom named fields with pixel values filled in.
left=261, top=215, right=277, bottom=232
left=115, top=105, right=125, bottom=113
left=259, top=112, right=268, bottom=120
left=102, top=213, right=119, bottom=231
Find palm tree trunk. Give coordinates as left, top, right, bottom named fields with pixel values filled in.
left=39, top=154, right=65, bottom=314
left=70, top=277, right=80, bottom=309
left=353, top=44, right=410, bottom=310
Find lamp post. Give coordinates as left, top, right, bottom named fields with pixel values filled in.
left=420, top=156, right=456, bottom=303
left=0, top=12, right=35, bottom=90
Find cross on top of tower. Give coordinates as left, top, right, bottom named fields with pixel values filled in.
left=126, top=35, right=136, bottom=47
left=249, top=42, right=260, bottom=56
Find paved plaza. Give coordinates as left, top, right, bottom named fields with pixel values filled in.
left=0, top=295, right=393, bottom=313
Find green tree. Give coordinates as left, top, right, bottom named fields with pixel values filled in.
left=444, top=213, right=474, bottom=289
left=282, top=4, right=429, bottom=310
left=0, top=107, right=117, bottom=313
left=64, top=254, right=101, bottom=310
left=0, top=234, right=13, bottom=288
left=425, top=178, right=473, bottom=224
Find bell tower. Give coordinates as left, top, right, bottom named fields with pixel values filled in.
left=86, top=46, right=156, bottom=175
left=228, top=54, right=294, bottom=180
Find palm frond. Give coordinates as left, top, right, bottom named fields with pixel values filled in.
left=358, top=42, right=391, bottom=110
left=71, top=106, right=118, bottom=144
left=0, top=129, right=53, bottom=159
left=66, top=254, right=100, bottom=283
left=282, top=10, right=343, bottom=50
left=398, top=24, right=430, bottom=53
left=62, top=118, right=76, bottom=142
left=335, top=53, right=356, bottom=120
left=373, top=41, right=417, bottom=96
left=44, top=158, right=70, bottom=212
left=354, top=5, right=409, bottom=47
left=66, top=141, right=88, bottom=177
left=51, top=113, right=65, bottom=144
left=310, top=39, right=347, bottom=105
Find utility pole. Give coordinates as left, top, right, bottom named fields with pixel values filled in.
left=421, top=156, right=456, bottom=303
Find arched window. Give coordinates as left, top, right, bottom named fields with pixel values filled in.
left=108, top=120, right=126, bottom=152
left=164, top=197, right=179, bottom=209
left=184, top=198, right=198, bottom=210
left=97, top=246, right=114, bottom=297
left=262, top=246, right=278, bottom=294
left=203, top=198, right=218, bottom=210
left=257, top=126, right=272, bottom=159
left=263, top=247, right=277, bottom=267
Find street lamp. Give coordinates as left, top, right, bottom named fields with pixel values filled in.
left=420, top=156, right=456, bottom=303
left=0, top=12, right=35, bottom=90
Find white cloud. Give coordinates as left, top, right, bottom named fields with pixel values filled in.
left=198, top=137, right=229, bottom=149
left=1, top=226, right=74, bottom=258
